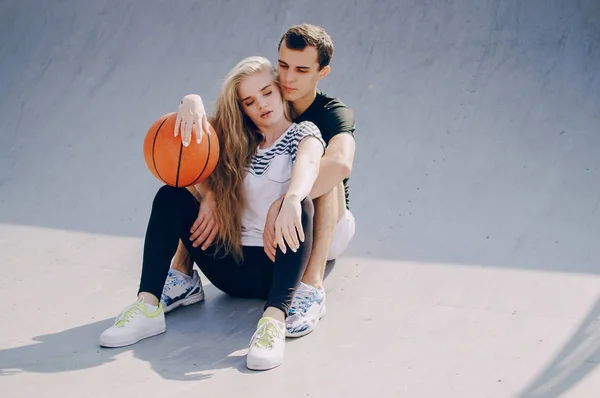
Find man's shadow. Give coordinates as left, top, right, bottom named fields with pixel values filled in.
left=0, top=260, right=336, bottom=380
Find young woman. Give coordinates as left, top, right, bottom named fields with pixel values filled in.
left=99, top=56, right=325, bottom=371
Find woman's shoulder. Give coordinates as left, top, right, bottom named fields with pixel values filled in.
left=291, top=120, right=321, bottom=138
left=287, top=121, right=326, bottom=153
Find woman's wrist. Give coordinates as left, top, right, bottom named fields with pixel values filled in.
left=283, top=192, right=302, bottom=203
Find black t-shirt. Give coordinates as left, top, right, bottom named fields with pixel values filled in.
left=293, top=90, right=355, bottom=209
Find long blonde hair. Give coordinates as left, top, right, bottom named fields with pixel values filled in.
left=207, top=56, right=289, bottom=262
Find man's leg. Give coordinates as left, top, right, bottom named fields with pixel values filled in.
left=171, top=239, right=194, bottom=275
left=300, top=182, right=345, bottom=289
left=160, top=229, right=203, bottom=313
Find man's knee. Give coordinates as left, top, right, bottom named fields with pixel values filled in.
left=326, top=208, right=355, bottom=261
left=301, top=196, right=315, bottom=221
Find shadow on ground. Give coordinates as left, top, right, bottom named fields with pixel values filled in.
left=516, top=296, right=600, bottom=398
left=0, top=262, right=335, bottom=380
left=0, top=285, right=262, bottom=381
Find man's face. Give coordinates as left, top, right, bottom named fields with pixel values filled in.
left=277, top=43, right=329, bottom=102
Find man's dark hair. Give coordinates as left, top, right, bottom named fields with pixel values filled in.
left=278, top=23, right=334, bottom=70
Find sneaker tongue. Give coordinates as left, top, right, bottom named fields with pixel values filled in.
left=256, top=317, right=284, bottom=333
left=254, top=317, right=282, bottom=348
left=297, top=282, right=314, bottom=293
left=257, top=316, right=274, bottom=328
left=170, top=268, right=189, bottom=278
left=296, top=283, right=322, bottom=300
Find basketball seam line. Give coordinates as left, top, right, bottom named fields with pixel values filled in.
left=189, top=135, right=212, bottom=186
left=152, top=114, right=171, bottom=184
left=176, top=141, right=183, bottom=187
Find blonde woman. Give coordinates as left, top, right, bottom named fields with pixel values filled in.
left=99, top=56, right=325, bottom=371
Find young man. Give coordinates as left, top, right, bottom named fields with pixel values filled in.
left=163, top=24, right=356, bottom=338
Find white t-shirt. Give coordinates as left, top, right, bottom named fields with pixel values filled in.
left=241, top=121, right=324, bottom=246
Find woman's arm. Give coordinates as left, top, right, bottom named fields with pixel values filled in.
left=175, top=94, right=212, bottom=146
left=272, top=123, right=326, bottom=255
left=284, top=137, right=325, bottom=202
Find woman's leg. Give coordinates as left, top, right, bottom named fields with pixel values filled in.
left=246, top=197, right=315, bottom=371
left=264, top=197, right=315, bottom=317
left=137, top=184, right=314, bottom=307
left=137, top=186, right=270, bottom=301
left=137, top=185, right=202, bottom=302
left=100, top=185, right=204, bottom=348
left=135, top=186, right=279, bottom=305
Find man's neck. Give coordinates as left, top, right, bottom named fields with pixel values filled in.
left=290, top=88, right=318, bottom=119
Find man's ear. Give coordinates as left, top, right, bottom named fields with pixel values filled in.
left=319, top=65, right=331, bottom=79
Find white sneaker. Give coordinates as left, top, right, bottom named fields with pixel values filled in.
left=246, top=317, right=286, bottom=371
left=286, top=282, right=326, bottom=337
left=161, top=268, right=204, bottom=313
left=99, top=299, right=166, bottom=348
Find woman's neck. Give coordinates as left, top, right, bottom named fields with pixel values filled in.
left=259, top=118, right=293, bottom=148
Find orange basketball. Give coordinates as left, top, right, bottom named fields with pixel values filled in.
left=143, top=112, right=219, bottom=187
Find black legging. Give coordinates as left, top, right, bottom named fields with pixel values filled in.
left=137, top=185, right=314, bottom=315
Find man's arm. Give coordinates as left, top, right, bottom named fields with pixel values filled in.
left=309, top=133, right=355, bottom=199
left=191, top=180, right=212, bottom=197
left=307, top=102, right=356, bottom=199
left=184, top=180, right=210, bottom=202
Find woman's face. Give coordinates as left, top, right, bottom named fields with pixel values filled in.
left=238, top=70, right=286, bottom=131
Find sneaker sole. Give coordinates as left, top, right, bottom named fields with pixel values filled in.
left=285, top=304, right=327, bottom=338
left=163, top=291, right=205, bottom=314
left=99, top=327, right=167, bottom=348
left=246, top=357, right=284, bottom=371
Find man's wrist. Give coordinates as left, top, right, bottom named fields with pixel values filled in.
left=194, top=182, right=212, bottom=198
left=203, top=189, right=215, bottom=203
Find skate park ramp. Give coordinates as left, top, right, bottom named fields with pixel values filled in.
left=1, top=0, right=600, bottom=397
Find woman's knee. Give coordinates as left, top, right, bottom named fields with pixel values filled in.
left=152, top=185, right=192, bottom=210
left=300, top=196, right=315, bottom=224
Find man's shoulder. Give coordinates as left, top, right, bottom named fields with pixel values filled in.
left=315, top=90, right=353, bottom=113
left=294, top=90, right=355, bottom=141
left=315, top=90, right=355, bottom=135
left=307, top=90, right=354, bottom=124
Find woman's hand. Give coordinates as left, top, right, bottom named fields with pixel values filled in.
left=263, top=195, right=284, bottom=261
left=175, top=94, right=211, bottom=146
left=274, top=195, right=304, bottom=254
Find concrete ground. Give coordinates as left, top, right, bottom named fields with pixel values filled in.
left=1, top=1, right=599, bottom=397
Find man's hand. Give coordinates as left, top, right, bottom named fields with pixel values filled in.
left=189, top=192, right=219, bottom=250
left=175, top=94, right=211, bottom=146
left=263, top=195, right=285, bottom=261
